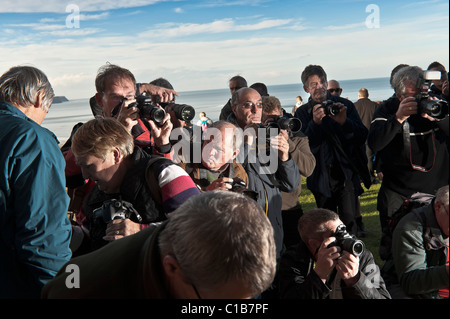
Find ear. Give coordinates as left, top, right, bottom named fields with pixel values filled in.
left=231, top=148, right=239, bottom=160
left=95, top=92, right=104, bottom=108
left=162, top=254, right=182, bottom=279
left=33, top=90, right=44, bottom=109
left=231, top=103, right=237, bottom=115
left=303, top=85, right=310, bottom=94
left=113, top=147, right=123, bottom=164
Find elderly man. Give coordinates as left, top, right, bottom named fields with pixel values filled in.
left=227, top=87, right=301, bottom=260
left=0, top=66, right=72, bottom=298
left=177, top=120, right=249, bottom=192
left=69, top=118, right=200, bottom=252
left=42, top=191, right=277, bottom=299
left=368, top=66, right=449, bottom=242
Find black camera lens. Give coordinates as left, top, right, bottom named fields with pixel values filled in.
left=172, top=104, right=195, bottom=122
left=279, top=117, right=302, bottom=133
left=135, top=95, right=166, bottom=123
left=416, top=95, right=448, bottom=119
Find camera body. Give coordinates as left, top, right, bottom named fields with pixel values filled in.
left=111, top=94, right=166, bottom=123
left=132, top=95, right=166, bottom=123
left=229, top=177, right=258, bottom=201
left=328, top=224, right=365, bottom=257
left=92, top=199, right=143, bottom=224
left=415, top=70, right=448, bottom=120
left=320, top=100, right=341, bottom=116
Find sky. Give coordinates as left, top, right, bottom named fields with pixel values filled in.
left=0, top=0, right=448, bottom=100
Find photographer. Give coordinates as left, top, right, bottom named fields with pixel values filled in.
left=177, top=121, right=249, bottom=193
left=368, top=66, right=449, bottom=245
left=227, top=87, right=301, bottom=261
left=261, top=95, right=316, bottom=248
left=43, top=191, right=277, bottom=299
left=70, top=118, right=200, bottom=253
left=278, top=209, right=390, bottom=299
left=294, top=65, right=370, bottom=236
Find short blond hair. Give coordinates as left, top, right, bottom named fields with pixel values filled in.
left=72, top=118, right=134, bottom=160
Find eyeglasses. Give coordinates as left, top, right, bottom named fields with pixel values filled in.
left=328, top=88, right=342, bottom=93
left=239, top=101, right=263, bottom=109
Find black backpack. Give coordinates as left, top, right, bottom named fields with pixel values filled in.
left=379, top=192, right=434, bottom=261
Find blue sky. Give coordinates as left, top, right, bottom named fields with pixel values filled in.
left=0, top=0, right=448, bottom=99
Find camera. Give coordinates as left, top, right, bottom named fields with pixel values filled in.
left=265, top=116, right=302, bottom=134
left=164, top=103, right=196, bottom=122
left=229, top=177, right=258, bottom=201
left=92, top=199, right=143, bottom=224
left=111, top=94, right=166, bottom=123
left=328, top=224, right=365, bottom=257
left=320, top=100, right=341, bottom=116
left=415, top=70, right=448, bottom=120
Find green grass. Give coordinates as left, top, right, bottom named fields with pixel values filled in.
left=298, top=178, right=384, bottom=267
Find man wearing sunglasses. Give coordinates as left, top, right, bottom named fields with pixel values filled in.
left=327, top=79, right=343, bottom=97
left=228, top=87, right=301, bottom=262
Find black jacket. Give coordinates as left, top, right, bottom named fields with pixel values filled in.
left=294, top=94, right=370, bottom=197
left=368, top=96, right=449, bottom=197
left=278, top=240, right=391, bottom=299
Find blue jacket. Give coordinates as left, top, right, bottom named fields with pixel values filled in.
left=0, top=101, right=72, bottom=298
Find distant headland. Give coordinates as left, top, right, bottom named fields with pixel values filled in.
left=53, top=96, right=69, bottom=103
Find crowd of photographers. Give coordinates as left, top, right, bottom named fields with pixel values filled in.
left=0, top=61, right=448, bottom=299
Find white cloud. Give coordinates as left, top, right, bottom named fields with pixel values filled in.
left=174, top=7, right=183, bottom=13
left=139, top=18, right=292, bottom=38
left=0, top=0, right=163, bottom=13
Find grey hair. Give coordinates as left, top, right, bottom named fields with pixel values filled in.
left=298, top=208, right=340, bottom=243
left=0, top=65, right=54, bottom=111
left=435, top=185, right=449, bottom=210
left=392, top=65, right=423, bottom=96
left=158, top=190, right=276, bottom=296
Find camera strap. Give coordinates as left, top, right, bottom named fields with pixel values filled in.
left=402, top=121, right=436, bottom=172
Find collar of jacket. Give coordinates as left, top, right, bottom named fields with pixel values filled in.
left=138, top=221, right=171, bottom=298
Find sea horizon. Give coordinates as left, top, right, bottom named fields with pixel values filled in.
left=43, top=76, right=393, bottom=143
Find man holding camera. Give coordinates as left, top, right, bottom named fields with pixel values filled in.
left=69, top=118, right=200, bottom=253
left=294, top=65, right=370, bottom=236
left=368, top=66, right=449, bottom=240
left=278, top=208, right=390, bottom=299
left=261, top=95, right=316, bottom=248
left=227, top=87, right=301, bottom=261
left=177, top=120, right=249, bottom=193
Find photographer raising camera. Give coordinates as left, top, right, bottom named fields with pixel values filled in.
left=277, top=208, right=390, bottom=299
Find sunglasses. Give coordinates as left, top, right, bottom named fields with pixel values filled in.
left=328, top=88, right=342, bottom=93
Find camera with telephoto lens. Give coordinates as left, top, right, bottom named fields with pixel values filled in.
left=111, top=94, right=166, bottom=123
left=164, top=103, right=196, bottom=122
left=320, top=100, right=341, bottom=116
left=92, top=199, right=143, bottom=224
left=415, top=70, right=448, bottom=120
left=328, top=224, right=365, bottom=257
left=265, top=116, right=302, bottom=135
left=229, top=177, right=258, bottom=201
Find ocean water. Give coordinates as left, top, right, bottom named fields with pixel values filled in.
left=42, top=77, right=393, bottom=143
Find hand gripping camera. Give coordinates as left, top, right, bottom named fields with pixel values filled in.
left=320, top=100, right=341, bottom=116
left=111, top=93, right=166, bottom=123
left=415, top=70, right=448, bottom=120
left=92, top=199, right=143, bottom=224
left=328, top=224, right=365, bottom=257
